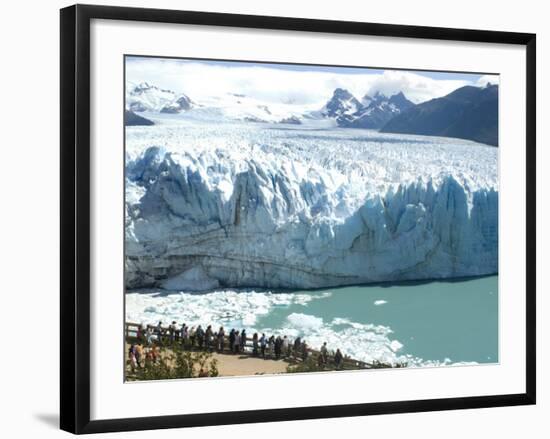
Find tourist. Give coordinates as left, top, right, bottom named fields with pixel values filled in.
left=229, top=329, right=236, bottom=353
left=196, top=325, right=204, bottom=349
left=268, top=335, right=275, bottom=359
left=146, top=325, right=154, bottom=345
left=293, top=336, right=301, bottom=358
left=128, top=344, right=137, bottom=372
left=218, top=326, right=225, bottom=352
left=320, top=342, right=328, bottom=365
left=205, top=325, right=213, bottom=351
left=136, top=324, right=144, bottom=344
left=181, top=324, right=189, bottom=348
left=334, top=348, right=343, bottom=369
left=252, top=333, right=259, bottom=356
left=135, top=344, right=143, bottom=368
left=240, top=329, right=247, bottom=353
left=233, top=331, right=241, bottom=354
left=260, top=333, right=267, bottom=359
left=275, top=335, right=282, bottom=359
left=282, top=335, right=289, bottom=358
left=156, top=321, right=163, bottom=344
left=168, top=321, right=177, bottom=344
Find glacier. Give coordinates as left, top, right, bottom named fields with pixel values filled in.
left=125, top=117, right=498, bottom=291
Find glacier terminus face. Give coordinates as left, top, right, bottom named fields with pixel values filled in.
left=125, top=116, right=498, bottom=291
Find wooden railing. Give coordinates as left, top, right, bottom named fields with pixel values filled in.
left=125, top=322, right=374, bottom=370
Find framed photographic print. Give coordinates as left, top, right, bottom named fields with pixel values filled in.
left=60, top=4, right=536, bottom=434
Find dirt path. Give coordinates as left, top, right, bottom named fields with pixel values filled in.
left=211, top=352, right=288, bottom=376
left=126, top=343, right=289, bottom=378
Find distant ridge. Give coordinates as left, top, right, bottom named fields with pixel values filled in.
left=381, top=84, right=499, bottom=146
left=125, top=110, right=154, bottom=126
left=127, top=81, right=194, bottom=114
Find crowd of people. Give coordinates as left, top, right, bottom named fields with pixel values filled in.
left=128, top=321, right=346, bottom=370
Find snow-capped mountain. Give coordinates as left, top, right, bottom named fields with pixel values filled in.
left=336, top=91, right=415, bottom=129
left=314, top=88, right=415, bottom=129
left=126, top=81, right=310, bottom=124
left=126, top=82, right=194, bottom=114
left=159, top=95, right=193, bottom=114
left=321, top=88, right=363, bottom=119
left=125, top=81, right=416, bottom=129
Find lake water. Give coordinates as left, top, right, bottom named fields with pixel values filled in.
left=258, top=275, right=498, bottom=364
left=125, top=275, right=498, bottom=367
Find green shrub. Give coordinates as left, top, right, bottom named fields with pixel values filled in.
left=128, top=345, right=219, bottom=381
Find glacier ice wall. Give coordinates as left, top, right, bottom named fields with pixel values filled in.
left=125, top=125, right=498, bottom=291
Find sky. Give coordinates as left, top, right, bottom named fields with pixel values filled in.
left=125, top=56, right=499, bottom=106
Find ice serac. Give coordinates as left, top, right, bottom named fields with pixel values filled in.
left=125, top=127, right=498, bottom=291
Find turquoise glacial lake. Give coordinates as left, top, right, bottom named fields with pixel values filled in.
left=255, top=275, right=498, bottom=364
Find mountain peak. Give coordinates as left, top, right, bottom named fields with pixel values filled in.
left=337, top=90, right=415, bottom=129
left=322, top=88, right=362, bottom=118
left=388, top=91, right=414, bottom=110
left=127, top=81, right=192, bottom=113
left=363, top=90, right=413, bottom=111
left=160, top=93, right=193, bottom=114
left=332, top=88, right=355, bottom=99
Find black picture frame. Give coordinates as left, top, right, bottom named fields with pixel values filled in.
left=60, top=4, right=536, bottom=434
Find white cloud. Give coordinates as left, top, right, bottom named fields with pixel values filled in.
left=362, top=70, right=471, bottom=103
left=126, top=57, right=497, bottom=107
left=475, top=75, right=500, bottom=87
